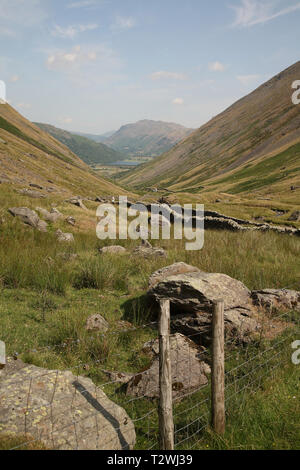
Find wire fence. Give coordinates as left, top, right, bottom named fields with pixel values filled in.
left=0, top=303, right=299, bottom=450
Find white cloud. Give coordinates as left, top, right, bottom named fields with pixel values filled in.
left=111, top=16, right=136, bottom=32
left=231, top=0, right=300, bottom=27
left=46, top=45, right=103, bottom=71
left=51, top=23, right=99, bottom=39
left=209, top=61, right=225, bottom=72
left=172, top=98, right=184, bottom=105
left=237, top=74, right=261, bottom=86
left=151, top=71, right=188, bottom=81
left=10, top=74, right=19, bottom=83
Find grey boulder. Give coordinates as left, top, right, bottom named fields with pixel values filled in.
left=148, top=270, right=258, bottom=344
left=0, top=359, right=136, bottom=450
left=126, top=334, right=210, bottom=399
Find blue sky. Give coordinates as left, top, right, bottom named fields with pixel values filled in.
left=0, top=0, right=300, bottom=133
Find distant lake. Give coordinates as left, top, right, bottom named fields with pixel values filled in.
left=110, top=161, right=141, bottom=167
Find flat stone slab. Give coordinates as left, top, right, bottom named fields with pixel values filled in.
left=0, top=359, right=136, bottom=450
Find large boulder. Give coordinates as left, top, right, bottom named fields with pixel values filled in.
left=8, top=207, right=40, bottom=228
left=126, top=334, right=210, bottom=399
left=148, top=270, right=259, bottom=344
left=0, top=359, right=135, bottom=450
left=148, top=262, right=200, bottom=289
left=251, top=289, right=300, bottom=313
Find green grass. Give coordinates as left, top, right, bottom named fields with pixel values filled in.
left=0, top=209, right=299, bottom=450
left=0, top=115, right=75, bottom=165
left=212, top=142, right=300, bottom=194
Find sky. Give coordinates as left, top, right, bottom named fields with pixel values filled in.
left=0, top=0, right=300, bottom=134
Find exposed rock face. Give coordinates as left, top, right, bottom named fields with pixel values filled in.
left=133, top=244, right=167, bottom=258
left=251, top=289, right=300, bottom=313
left=67, top=197, right=87, bottom=210
left=126, top=334, right=210, bottom=399
left=99, top=246, right=127, bottom=255
left=36, top=207, right=63, bottom=223
left=148, top=270, right=258, bottom=344
left=18, top=189, right=46, bottom=199
left=86, top=314, right=109, bottom=332
left=8, top=207, right=40, bottom=228
left=55, top=229, right=74, bottom=243
left=148, top=262, right=200, bottom=289
left=0, top=359, right=136, bottom=450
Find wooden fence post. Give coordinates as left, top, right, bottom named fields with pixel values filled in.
left=159, top=299, right=174, bottom=450
left=0, top=341, right=6, bottom=370
left=211, top=299, right=225, bottom=435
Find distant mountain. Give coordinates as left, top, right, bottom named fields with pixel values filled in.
left=0, top=104, right=130, bottom=197
left=34, top=123, right=125, bottom=165
left=103, top=120, right=195, bottom=157
left=120, top=62, right=300, bottom=196
left=73, top=130, right=116, bottom=143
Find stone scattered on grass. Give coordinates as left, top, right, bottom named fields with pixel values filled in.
left=55, top=229, right=74, bottom=243
left=66, top=216, right=76, bottom=226
left=99, top=246, right=127, bottom=255
left=133, top=244, right=167, bottom=258
left=86, top=314, right=109, bottom=332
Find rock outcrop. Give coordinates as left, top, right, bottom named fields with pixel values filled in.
left=8, top=207, right=39, bottom=228
left=148, top=269, right=259, bottom=344
left=36, top=207, right=63, bottom=223
left=126, top=334, right=210, bottom=399
left=148, top=262, right=200, bottom=289
left=8, top=207, right=47, bottom=232
left=67, top=197, right=87, bottom=210
left=251, top=289, right=300, bottom=313
left=0, top=359, right=136, bottom=450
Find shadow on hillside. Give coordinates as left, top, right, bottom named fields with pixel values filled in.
left=120, top=294, right=158, bottom=326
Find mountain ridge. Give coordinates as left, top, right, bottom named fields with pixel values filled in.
left=103, top=119, right=195, bottom=157
left=120, top=61, right=300, bottom=197
left=34, top=123, right=125, bottom=165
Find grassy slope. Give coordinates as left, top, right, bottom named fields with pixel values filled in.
left=0, top=104, right=134, bottom=201
left=35, top=122, right=126, bottom=165
left=120, top=62, right=300, bottom=198
left=0, top=215, right=299, bottom=449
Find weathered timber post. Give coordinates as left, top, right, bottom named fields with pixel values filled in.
left=159, top=299, right=174, bottom=450
left=0, top=341, right=6, bottom=370
left=211, top=299, right=225, bottom=435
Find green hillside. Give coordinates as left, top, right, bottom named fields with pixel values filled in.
left=120, top=62, right=300, bottom=199
left=35, top=123, right=126, bottom=165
